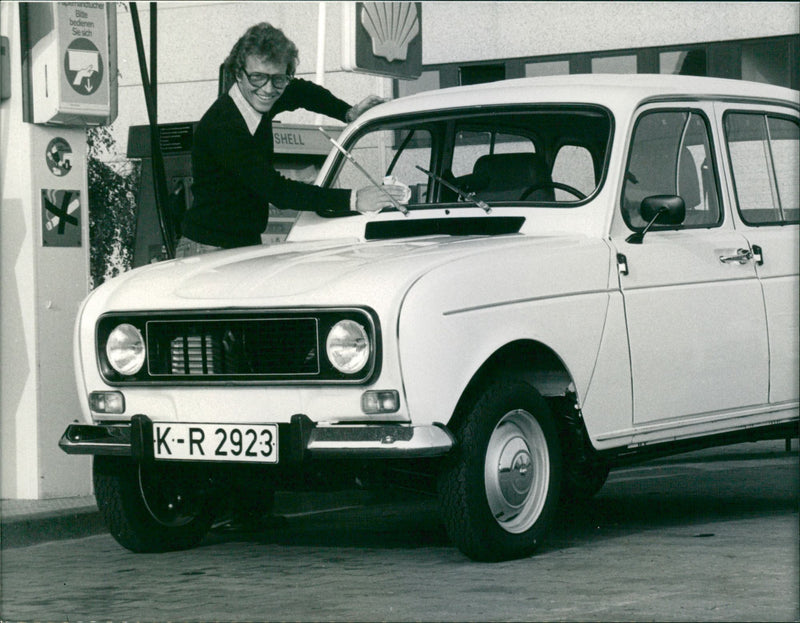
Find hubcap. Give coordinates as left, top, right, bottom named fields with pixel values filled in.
left=498, top=439, right=533, bottom=506
left=484, top=409, right=549, bottom=534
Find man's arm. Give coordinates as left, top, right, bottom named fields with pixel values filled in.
left=279, top=79, right=386, bottom=123
left=278, top=78, right=351, bottom=122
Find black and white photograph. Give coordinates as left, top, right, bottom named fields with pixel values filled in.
left=1, top=1, right=798, bottom=621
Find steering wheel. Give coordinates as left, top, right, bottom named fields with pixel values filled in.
left=519, top=182, right=587, bottom=201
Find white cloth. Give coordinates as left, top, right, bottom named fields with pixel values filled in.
left=383, top=176, right=412, bottom=204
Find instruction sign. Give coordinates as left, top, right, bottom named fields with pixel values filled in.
left=64, top=37, right=103, bottom=95
left=46, top=137, right=74, bottom=176
left=27, top=1, right=114, bottom=123
left=42, top=189, right=82, bottom=246
left=57, top=3, right=109, bottom=107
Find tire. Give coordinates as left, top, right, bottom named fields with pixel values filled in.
left=438, top=379, right=562, bottom=561
left=93, top=456, right=215, bottom=553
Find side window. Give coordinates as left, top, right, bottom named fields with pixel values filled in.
left=622, top=110, right=721, bottom=230
left=552, top=145, right=595, bottom=200
left=449, top=130, right=540, bottom=203
left=333, top=128, right=432, bottom=204
left=724, top=112, right=800, bottom=225
left=451, top=131, right=535, bottom=177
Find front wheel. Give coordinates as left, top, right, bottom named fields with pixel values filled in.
left=93, top=456, right=216, bottom=552
left=438, top=380, right=562, bottom=561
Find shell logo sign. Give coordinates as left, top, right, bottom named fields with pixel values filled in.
left=361, top=2, right=420, bottom=62
left=342, top=2, right=422, bottom=80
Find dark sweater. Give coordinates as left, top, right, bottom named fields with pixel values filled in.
left=183, top=78, right=352, bottom=248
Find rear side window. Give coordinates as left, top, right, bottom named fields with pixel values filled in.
left=451, top=131, right=536, bottom=177
left=724, top=112, right=800, bottom=225
left=622, top=110, right=721, bottom=230
left=552, top=145, right=595, bottom=200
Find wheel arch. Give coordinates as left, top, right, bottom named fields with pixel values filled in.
left=450, top=339, right=574, bottom=428
left=449, top=339, right=600, bottom=481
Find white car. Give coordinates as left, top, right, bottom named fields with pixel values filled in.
left=61, top=74, right=799, bottom=561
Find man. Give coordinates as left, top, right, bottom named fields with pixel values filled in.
left=178, top=22, right=406, bottom=256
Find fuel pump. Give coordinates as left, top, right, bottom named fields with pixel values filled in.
left=0, top=2, right=116, bottom=499
left=128, top=121, right=343, bottom=266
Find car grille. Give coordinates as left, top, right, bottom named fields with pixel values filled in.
left=152, top=318, right=319, bottom=377
left=97, top=309, right=378, bottom=384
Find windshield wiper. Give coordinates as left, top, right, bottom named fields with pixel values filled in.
left=415, top=165, right=491, bottom=213
left=319, top=127, right=409, bottom=216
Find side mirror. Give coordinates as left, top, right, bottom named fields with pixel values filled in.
left=626, top=195, right=686, bottom=244
left=641, top=195, right=686, bottom=224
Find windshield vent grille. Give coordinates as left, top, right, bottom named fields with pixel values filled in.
left=364, top=216, right=525, bottom=240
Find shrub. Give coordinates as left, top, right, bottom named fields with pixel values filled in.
left=87, top=126, right=140, bottom=288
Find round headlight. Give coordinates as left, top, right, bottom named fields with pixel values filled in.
left=106, top=323, right=145, bottom=376
left=326, top=320, right=370, bottom=374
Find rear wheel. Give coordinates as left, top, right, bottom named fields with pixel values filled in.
left=93, top=456, right=215, bottom=552
left=438, top=379, right=562, bottom=561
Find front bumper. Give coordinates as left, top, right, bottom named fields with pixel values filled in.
left=59, top=414, right=455, bottom=461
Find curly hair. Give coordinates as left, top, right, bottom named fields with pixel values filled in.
left=223, top=23, right=300, bottom=82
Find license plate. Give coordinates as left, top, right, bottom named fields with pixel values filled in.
left=152, top=422, right=278, bottom=463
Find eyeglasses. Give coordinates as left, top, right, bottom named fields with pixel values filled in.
left=240, top=69, right=292, bottom=90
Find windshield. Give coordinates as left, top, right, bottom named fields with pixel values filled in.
left=326, top=107, right=612, bottom=211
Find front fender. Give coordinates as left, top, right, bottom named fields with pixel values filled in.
left=397, top=238, right=613, bottom=427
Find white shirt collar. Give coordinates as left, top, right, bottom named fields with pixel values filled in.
left=229, top=82, right=263, bottom=136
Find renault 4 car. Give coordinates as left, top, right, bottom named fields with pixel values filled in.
left=61, top=74, right=799, bottom=561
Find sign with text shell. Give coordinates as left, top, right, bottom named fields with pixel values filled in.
left=341, top=2, right=422, bottom=80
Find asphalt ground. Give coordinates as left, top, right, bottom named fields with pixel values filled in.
left=1, top=438, right=796, bottom=550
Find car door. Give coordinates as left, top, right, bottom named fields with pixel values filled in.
left=610, top=102, right=769, bottom=425
left=719, top=104, right=800, bottom=406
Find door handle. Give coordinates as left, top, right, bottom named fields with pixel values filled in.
left=719, top=248, right=753, bottom=264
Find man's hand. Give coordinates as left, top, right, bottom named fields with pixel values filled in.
left=346, top=95, right=387, bottom=122
left=355, top=184, right=409, bottom=214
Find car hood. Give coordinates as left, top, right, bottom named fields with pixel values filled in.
left=87, top=234, right=606, bottom=313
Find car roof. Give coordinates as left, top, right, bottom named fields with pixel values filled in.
left=364, top=73, right=800, bottom=121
